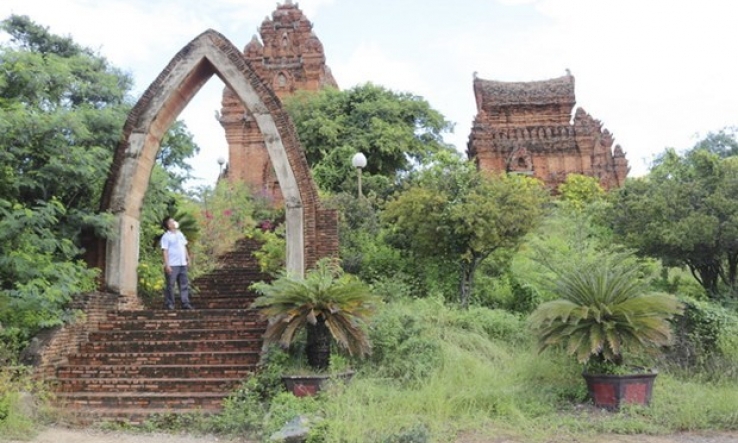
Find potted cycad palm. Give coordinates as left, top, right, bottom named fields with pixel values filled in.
left=251, top=259, right=378, bottom=396
left=528, top=251, right=683, bottom=409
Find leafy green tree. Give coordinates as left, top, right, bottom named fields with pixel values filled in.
left=283, top=83, right=454, bottom=194
left=382, top=153, right=548, bottom=308
left=691, top=127, right=738, bottom=158
left=0, top=15, right=132, bottom=347
left=608, top=141, right=738, bottom=298
left=0, top=15, right=201, bottom=348
left=557, top=173, right=605, bottom=210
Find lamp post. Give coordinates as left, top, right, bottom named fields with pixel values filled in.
left=351, top=152, right=367, bottom=198
left=217, top=156, right=226, bottom=181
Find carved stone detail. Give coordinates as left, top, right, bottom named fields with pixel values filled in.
left=467, top=74, right=629, bottom=190
left=219, top=1, right=338, bottom=200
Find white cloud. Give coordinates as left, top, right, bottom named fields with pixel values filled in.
left=332, top=42, right=432, bottom=95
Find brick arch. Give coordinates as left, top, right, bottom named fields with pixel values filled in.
left=98, top=29, right=337, bottom=302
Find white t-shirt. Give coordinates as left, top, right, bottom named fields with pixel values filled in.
left=161, top=230, right=188, bottom=266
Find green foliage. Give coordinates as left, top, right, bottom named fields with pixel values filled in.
left=0, top=199, right=98, bottom=349
left=0, top=15, right=201, bottom=352
left=366, top=301, right=444, bottom=383
left=0, top=366, right=53, bottom=440
left=557, top=173, right=606, bottom=210
left=251, top=225, right=286, bottom=275
left=195, top=180, right=274, bottom=261
left=383, top=153, right=548, bottom=307
left=664, top=298, right=738, bottom=373
left=528, top=250, right=684, bottom=368
left=252, top=259, right=380, bottom=369
left=608, top=136, right=738, bottom=298
left=283, top=83, right=454, bottom=194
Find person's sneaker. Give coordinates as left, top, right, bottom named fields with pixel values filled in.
left=182, top=304, right=194, bottom=310
left=166, top=304, right=175, bottom=310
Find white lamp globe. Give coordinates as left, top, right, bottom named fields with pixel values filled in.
left=351, top=152, right=367, bottom=169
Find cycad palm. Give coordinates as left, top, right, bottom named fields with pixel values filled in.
left=529, top=253, right=683, bottom=366
left=252, top=259, right=378, bottom=370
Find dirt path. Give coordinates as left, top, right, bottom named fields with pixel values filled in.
left=5, top=427, right=255, bottom=443
left=7, top=427, right=738, bottom=443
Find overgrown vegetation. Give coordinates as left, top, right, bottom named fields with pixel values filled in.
left=2, top=14, right=738, bottom=443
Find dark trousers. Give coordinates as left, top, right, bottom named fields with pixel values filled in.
left=164, top=265, right=190, bottom=308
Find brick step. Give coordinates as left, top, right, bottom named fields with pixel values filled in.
left=193, top=294, right=259, bottom=302
left=192, top=287, right=261, bottom=296
left=56, top=377, right=243, bottom=393
left=192, top=288, right=262, bottom=297
left=97, top=317, right=265, bottom=331
left=193, top=269, right=267, bottom=277
left=79, top=339, right=261, bottom=353
left=57, top=364, right=255, bottom=379
left=67, top=350, right=261, bottom=366
left=61, top=407, right=216, bottom=426
left=88, top=328, right=263, bottom=342
left=190, top=300, right=257, bottom=309
left=105, top=308, right=259, bottom=321
left=57, top=392, right=227, bottom=410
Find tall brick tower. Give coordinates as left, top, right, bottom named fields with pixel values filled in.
left=218, top=0, right=337, bottom=199
left=467, top=73, right=628, bottom=190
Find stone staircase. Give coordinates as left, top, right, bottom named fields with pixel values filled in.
left=54, top=237, right=272, bottom=424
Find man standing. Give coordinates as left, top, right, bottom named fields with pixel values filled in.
left=161, top=217, right=193, bottom=310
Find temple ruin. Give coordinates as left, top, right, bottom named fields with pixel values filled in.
left=467, top=74, right=628, bottom=190
left=218, top=0, right=337, bottom=200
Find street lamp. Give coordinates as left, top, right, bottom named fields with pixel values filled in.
left=217, top=156, right=226, bottom=180
left=351, top=152, right=367, bottom=198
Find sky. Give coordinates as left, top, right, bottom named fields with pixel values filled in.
left=2, top=0, right=737, bottom=187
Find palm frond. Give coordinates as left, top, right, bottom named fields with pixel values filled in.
left=251, top=258, right=379, bottom=362
left=529, top=250, right=684, bottom=366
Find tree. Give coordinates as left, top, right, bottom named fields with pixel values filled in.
left=0, top=15, right=200, bottom=350
left=0, top=15, right=134, bottom=345
left=557, top=173, right=605, bottom=210
left=283, top=83, right=455, bottom=194
left=382, top=153, right=548, bottom=308
left=609, top=139, right=738, bottom=298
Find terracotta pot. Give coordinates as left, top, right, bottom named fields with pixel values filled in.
left=282, top=370, right=355, bottom=397
left=583, top=371, right=657, bottom=410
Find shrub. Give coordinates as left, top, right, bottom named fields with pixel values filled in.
left=664, top=298, right=738, bottom=375
left=367, top=302, right=443, bottom=383
left=450, top=306, right=529, bottom=345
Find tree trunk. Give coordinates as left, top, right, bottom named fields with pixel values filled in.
left=306, top=317, right=331, bottom=370
left=690, top=262, right=721, bottom=298
left=459, top=259, right=479, bottom=310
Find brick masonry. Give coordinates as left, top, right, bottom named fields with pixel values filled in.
left=34, top=237, right=272, bottom=424
left=92, top=24, right=338, bottom=299
left=467, top=74, right=629, bottom=190
left=219, top=1, right=337, bottom=200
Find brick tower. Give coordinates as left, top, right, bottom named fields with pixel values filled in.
left=218, top=0, right=337, bottom=200
left=467, top=73, right=628, bottom=190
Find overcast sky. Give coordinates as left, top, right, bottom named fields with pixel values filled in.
left=2, top=0, right=737, bottom=187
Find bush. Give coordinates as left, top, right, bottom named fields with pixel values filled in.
left=449, top=306, right=529, bottom=345
left=367, top=301, right=443, bottom=383
left=665, top=298, right=738, bottom=374
left=0, top=366, right=52, bottom=440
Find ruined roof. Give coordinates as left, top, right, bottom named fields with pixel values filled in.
left=474, top=74, right=576, bottom=108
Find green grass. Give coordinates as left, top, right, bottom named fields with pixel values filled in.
left=2, top=297, right=738, bottom=442
left=302, top=298, right=738, bottom=442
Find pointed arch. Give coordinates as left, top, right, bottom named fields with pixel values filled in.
left=97, top=29, right=337, bottom=303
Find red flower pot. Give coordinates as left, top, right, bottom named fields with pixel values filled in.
left=583, top=372, right=657, bottom=410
